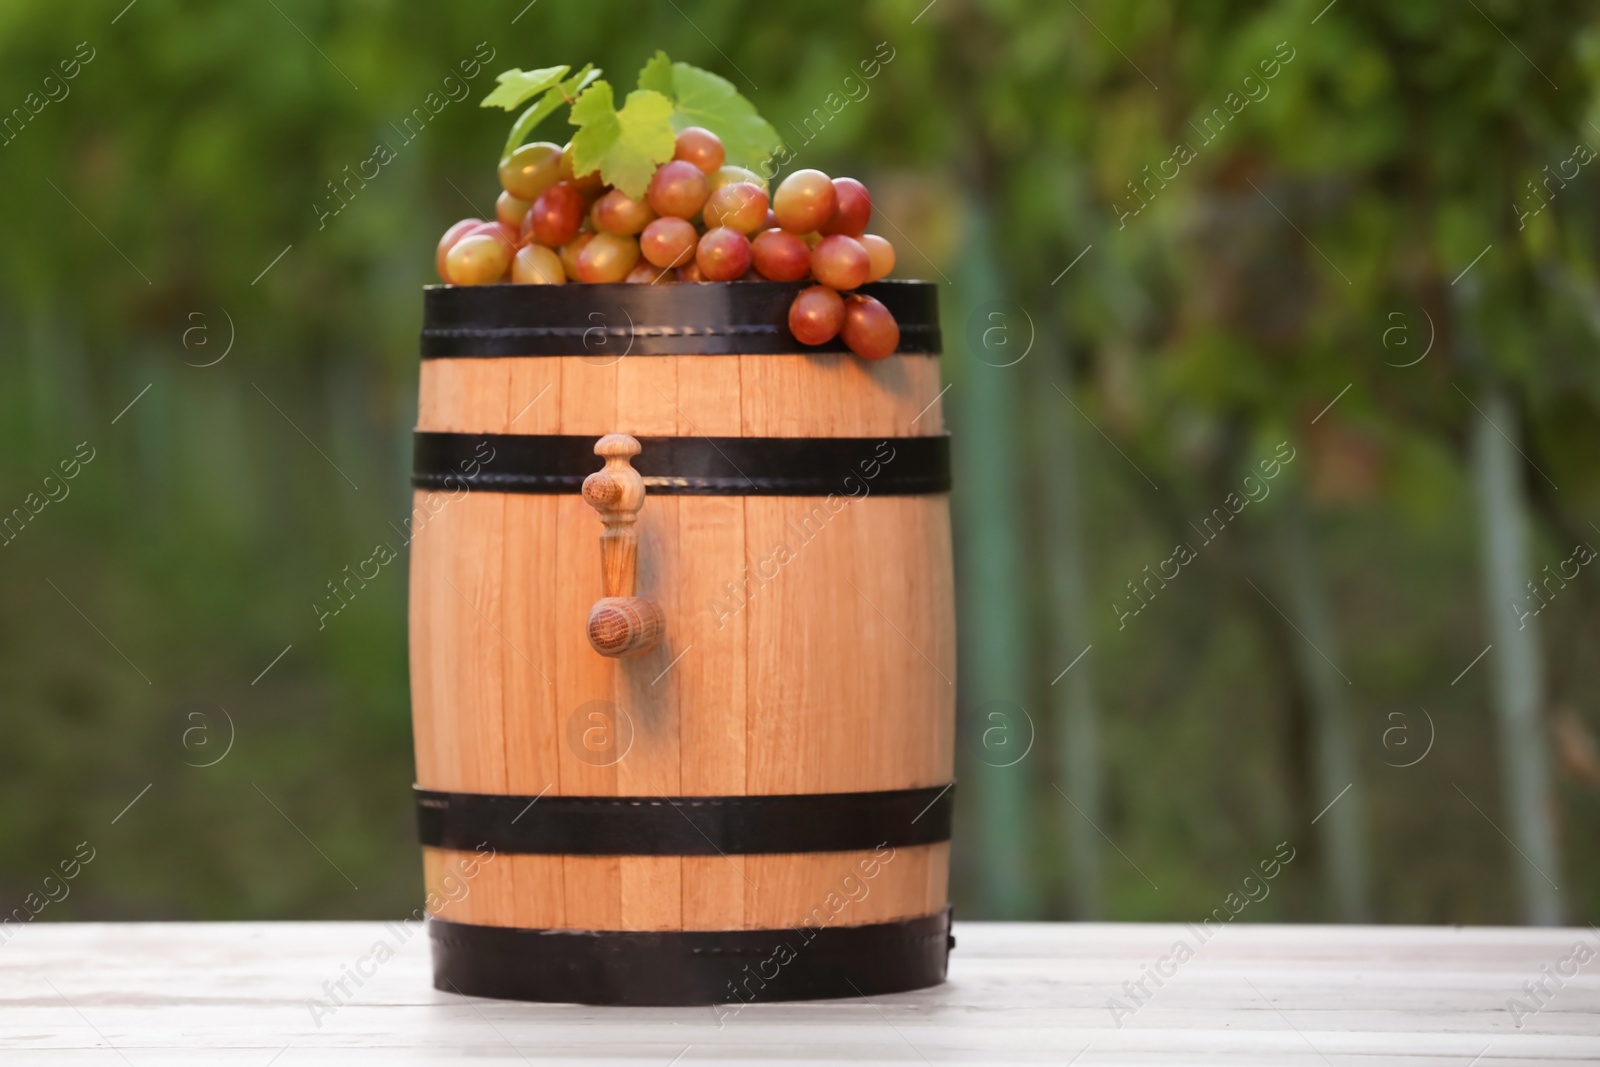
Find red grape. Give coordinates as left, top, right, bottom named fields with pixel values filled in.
left=674, top=127, right=726, bottom=176
left=774, top=169, right=837, bottom=234
left=788, top=285, right=845, bottom=345
left=696, top=227, right=752, bottom=281
left=496, top=190, right=534, bottom=230
left=500, top=142, right=564, bottom=200
left=624, top=260, right=660, bottom=283
left=861, top=234, right=896, bottom=281
left=447, top=234, right=512, bottom=285
left=820, top=177, right=871, bottom=236
left=436, top=218, right=482, bottom=282
left=647, top=160, right=710, bottom=219
left=702, top=182, right=769, bottom=235
left=576, top=233, right=640, bottom=282
left=560, top=232, right=597, bottom=281
left=640, top=217, right=699, bottom=269
left=528, top=182, right=585, bottom=248
left=512, top=244, right=565, bottom=285
left=841, top=294, right=899, bottom=359
left=751, top=229, right=812, bottom=281
left=592, top=189, right=656, bottom=235
left=678, top=261, right=706, bottom=282
left=810, top=235, right=870, bottom=290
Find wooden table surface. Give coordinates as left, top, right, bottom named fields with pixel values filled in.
left=3, top=921, right=1597, bottom=1064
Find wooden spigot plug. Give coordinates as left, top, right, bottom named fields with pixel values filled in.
left=581, top=434, right=664, bottom=658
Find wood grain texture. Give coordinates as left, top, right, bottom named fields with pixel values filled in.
left=417, top=358, right=512, bottom=433
left=423, top=844, right=945, bottom=932
left=743, top=494, right=956, bottom=794
left=615, top=491, right=684, bottom=931
left=498, top=493, right=559, bottom=796
left=416, top=355, right=943, bottom=437
left=740, top=353, right=945, bottom=437
left=506, top=360, right=562, bottom=433
left=410, top=347, right=953, bottom=935
left=676, top=496, right=747, bottom=798
left=13, top=922, right=1597, bottom=1063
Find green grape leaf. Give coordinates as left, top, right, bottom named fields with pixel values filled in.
left=569, top=83, right=677, bottom=198
left=498, top=64, right=599, bottom=164
left=567, top=81, right=618, bottom=172
left=637, top=50, right=674, bottom=97
left=562, top=64, right=603, bottom=103
left=480, top=65, right=569, bottom=111
left=667, top=62, right=782, bottom=171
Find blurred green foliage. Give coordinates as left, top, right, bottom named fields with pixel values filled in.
left=1, top=0, right=1597, bottom=925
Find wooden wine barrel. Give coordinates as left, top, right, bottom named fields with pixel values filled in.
left=407, top=280, right=955, bottom=1006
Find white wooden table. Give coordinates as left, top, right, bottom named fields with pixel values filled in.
left=3, top=921, right=1597, bottom=1064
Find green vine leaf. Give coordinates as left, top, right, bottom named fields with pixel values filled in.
left=665, top=62, right=782, bottom=171
left=498, top=64, right=599, bottom=163
left=636, top=50, right=674, bottom=96
left=488, top=56, right=782, bottom=185
left=568, top=82, right=677, bottom=199
left=480, top=65, right=569, bottom=111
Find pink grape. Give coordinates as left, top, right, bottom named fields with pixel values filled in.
left=788, top=285, right=844, bottom=345
left=702, top=182, right=769, bottom=235
left=709, top=165, right=768, bottom=193
left=751, top=229, right=812, bottom=282
left=512, top=244, right=565, bottom=285
left=499, top=142, right=564, bottom=200
left=528, top=182, right=585, bottom=248
left=820, top=177, right=871, bottom=236
left=592, top=189, right=656, bottom=235
left=861, top=234, right=895, bottom=281
left=624, top=260, right=660, bottom=283
left=464, top=221, right=519, bottom=253
left=640, top=217, right=699, bottom=269
left=841, top=294, right=899, bottom=359
left=696, top=227, right=752, bottom=281
left=496, top=190, right=534, bottom=230
left=576, top=233, right=641, bottom=282
left=647, top=160, right=710, bottom=219
left=447, top=234, right=512, bottom=286
left=774, top=169, right=837, bottom=234
left=560, top=232, right=597, bottom=281
left=810, top=235, right=870, bottom=290
left=436, top=218, right=482, bottom=282
left=674, top=127, right=726, bottom=176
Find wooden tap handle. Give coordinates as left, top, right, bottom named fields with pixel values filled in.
left=581, top=434, right=664, bottom=658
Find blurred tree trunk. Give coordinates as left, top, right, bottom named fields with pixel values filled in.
left=1032, top=342, right=1102, bottom=918
left=1468, top=384, right=1564, bottom=925
left=1273, top=493, right=1370, bottom=920
left=949, top=197, right=1037, bottom=918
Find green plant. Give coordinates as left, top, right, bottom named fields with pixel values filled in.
left=480, top=51, right=782, bottom=198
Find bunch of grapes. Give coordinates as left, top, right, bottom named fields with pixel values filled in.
left=435, top=126, right=902, bottom=360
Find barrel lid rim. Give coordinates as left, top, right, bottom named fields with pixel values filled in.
left=419, top=279, right=941, bottom=357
